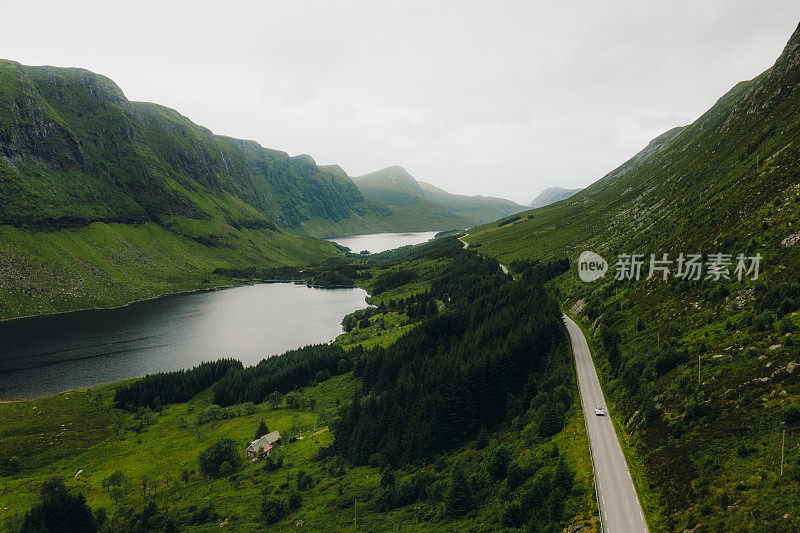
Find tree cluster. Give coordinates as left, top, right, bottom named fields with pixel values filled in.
left=371, top=269, right=418, bottom=295
left=509, top=258, right=570, bottom=285
left=211, top=344, right=360, bottom=407
left=114, top=359, right=242, bottom=410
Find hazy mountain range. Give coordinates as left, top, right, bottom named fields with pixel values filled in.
left=0, top=59, right=529, bottom=318
left=527, top=187, right=583, bottom=208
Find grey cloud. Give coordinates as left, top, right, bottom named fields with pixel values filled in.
left=1, top=0, right=798, bottom=204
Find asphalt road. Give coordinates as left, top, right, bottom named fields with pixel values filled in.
left=563, top=313, right=648, bottom=533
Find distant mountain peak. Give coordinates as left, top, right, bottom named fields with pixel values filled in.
left=352, top=166, right=525, bottom=226
left=528, top=187, right=582, bottom=208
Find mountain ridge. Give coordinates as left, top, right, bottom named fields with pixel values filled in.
left=352, top=165, right=526, bottom=229
left=466, top=20, right=800, bottom=530
left=528, top=186, right=583, bottom=208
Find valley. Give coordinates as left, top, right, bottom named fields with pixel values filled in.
left=0, top=237, right=598, bottom=532
left=2, top=12, right=800, bottom=533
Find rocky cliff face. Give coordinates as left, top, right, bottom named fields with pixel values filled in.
left=0, top=60, right=379, bottom=230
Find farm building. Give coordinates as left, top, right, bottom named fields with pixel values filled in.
left=246, top=430, right=281, bottom=459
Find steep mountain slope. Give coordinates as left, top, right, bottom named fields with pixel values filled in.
left=0, top=60, right=366, bottom=318
left=528, top=187, right=582, bottom=208
left=352, top=166, right=525, bottom=231
left=467, top=22, right=800, bottom=531
left=0, top=61, right=387, bottom=234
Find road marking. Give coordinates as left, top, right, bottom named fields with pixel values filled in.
left=563, top=313, right=648, bottom=533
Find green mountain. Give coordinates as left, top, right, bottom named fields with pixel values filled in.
left=528, top=186, right=582, bottom=208
left=417, top=181, right=527, bottom=224
left=352, top=166, right=526, bottom=230
left=0, top=60, right=393, bottom=234
left=0, top=60, right=388, bottom=318
left=466, top=21, right=800, bottom=530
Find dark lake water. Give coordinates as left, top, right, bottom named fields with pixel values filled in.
left=328, top=231, right=439, bottom=254
left=0, top=232, right=437, bottom=401
left=0, top=283, right=367, bottom=401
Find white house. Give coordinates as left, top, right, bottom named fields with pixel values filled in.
left=246, top=430, right=281, bottom=459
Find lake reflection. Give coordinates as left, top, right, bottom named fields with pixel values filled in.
left=328, top=231, right=440, bottom=254
left=0, top=283, right=367, bottom=400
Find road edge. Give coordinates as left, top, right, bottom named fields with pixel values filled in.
left=563, top=310, right=656, bottom=532
left=563, top=312, right=605, bottom=533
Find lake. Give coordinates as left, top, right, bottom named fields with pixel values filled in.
left=0, top=231, right=436, bottom=401
left=0, top=284, right=368, bottom=401
left=328, top=231, right=440, bottom=254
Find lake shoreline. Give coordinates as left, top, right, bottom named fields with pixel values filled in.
left=327, top=230, right=440, bottom=254
left=1, top=232, right=435, bottom=402
left=0, top=281, right=373, bottom=403
left=0, top=282, right=370, bottom=402
left=0, top=282, right=243, bottom=325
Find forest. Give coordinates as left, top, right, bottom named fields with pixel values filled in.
left=333, top=246, right=573, bottom=466
left=211, top=344, right=362, bottom=407
left=114, top=359, right=243, bottom=410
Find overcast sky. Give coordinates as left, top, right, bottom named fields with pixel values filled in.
left=2, top=1, right=799, bottom=204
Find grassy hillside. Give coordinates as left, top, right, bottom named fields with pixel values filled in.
left=0, top=221, right=336, bottom=319
left=417, top=181, right=527, bottom=226
left=465, top=21, right=800, bottom=531
left=352, top=166, right=525, bottom=232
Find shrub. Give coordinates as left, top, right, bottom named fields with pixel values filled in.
left=394, top=477, right=418, bottom=507
left=780, top=316, right=797, bottom=334
left=501, top=500, right=526, bottom=527
left=536, top=401, right=566, bottom=437
left=485, top=444, right=512, bottom=480
left=783, top=404, right=800, bottom=425
left=296, top=469, right=313, bottom=490
left=507, top=461, right=527, bottom=490
left=262, top=451, right=284, bottom=471
left=0, top=456, right=22, bottom=476
left=188, top=502, right=218, bottom=525
left=326, top=456, right=346, bottom=477
left=261, top=497, right=285, bottom=524
left=444, top=460, right=473, bottom=516
left=287, top=489, right=302, bottom=510
left=380, top=466, right=395, bottom=489
left=199, top=437, right=240, bottom=477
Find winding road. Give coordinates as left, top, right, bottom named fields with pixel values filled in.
left=563, top=313, right=648, bottom=533
left=459, top=234, right=508, bottom=274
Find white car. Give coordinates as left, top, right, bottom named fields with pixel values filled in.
left=595, top=406, right=606, bottom=416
